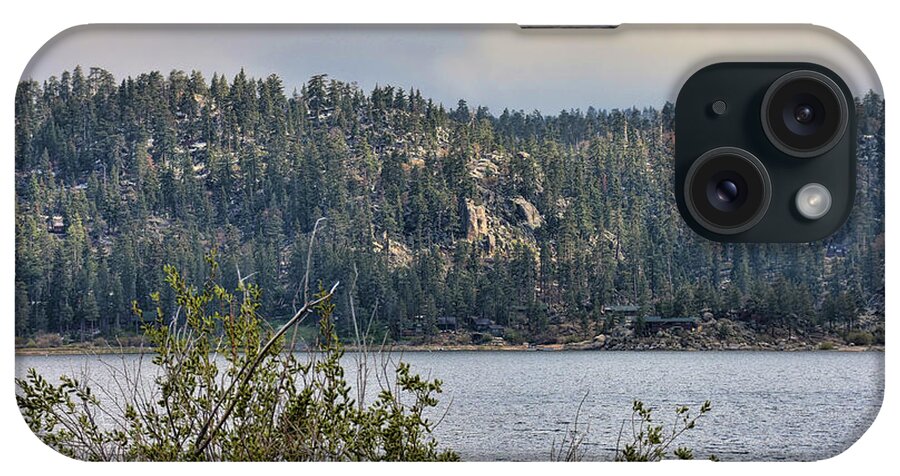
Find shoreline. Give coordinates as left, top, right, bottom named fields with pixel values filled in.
left=15, top=343, right=884, bottom=356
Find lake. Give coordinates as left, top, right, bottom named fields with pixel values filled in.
left=15, top=350, right=884, bottom=461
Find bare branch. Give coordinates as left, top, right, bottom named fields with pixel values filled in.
left=193, top=281, right=340, bottom=458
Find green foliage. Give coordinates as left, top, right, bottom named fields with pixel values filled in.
left=716, top=320, right=735, bottom=340
left=846, top=331, right=875, bottom=346
left=632, top=316, right=648, bottom=337
left=549, top=396, right=712, bottom=462
left=502, top=328, right=526, bottom=345
left=872, top=326, right=885, bottom=345
left=17, top=254, right=457, bottom=461
left=14, top=69, right=885, bottom=345
left=615, top=400, right=712, bottom=462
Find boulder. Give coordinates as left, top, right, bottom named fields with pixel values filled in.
left=471, top=157, right=500, bottom=180
left=463, top=199, right=490, bottom=241
left=512, top=197, right=543, bottom=230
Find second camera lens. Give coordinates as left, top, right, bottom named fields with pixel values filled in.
left=684, top=147, right=772, bottom=235
left=761, top=70, right=849, bottom=158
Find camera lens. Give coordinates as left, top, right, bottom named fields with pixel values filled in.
left=761, top=70, right=848, bottom=158
left=716, top=180, right=739, bottom=203
left=684, top=147, right=771, bottom=235
left=793, top=104, right=815, bottom=124
left=708, top=175, right=746, bottom=212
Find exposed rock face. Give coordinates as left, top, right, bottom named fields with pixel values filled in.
left=471, top=156, right=500, bottom=180
left=373, top=232, right=413, bottom=268
left=512, top=197, right=542, bottom=230
left=482, top=233, right=496, bottom=253
left=463, top=198, right=490, bottom=242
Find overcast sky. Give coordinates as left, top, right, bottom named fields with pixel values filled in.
left=22, top=24, right=881, bottom=114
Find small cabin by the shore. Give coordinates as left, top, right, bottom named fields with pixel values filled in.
left=437, top=316, right=458, bottom=331
left=603, top=304, right=640, bottom=325
left=401, top=315, right=426, bottom=337
left=473, top=317, right=504, bottom=337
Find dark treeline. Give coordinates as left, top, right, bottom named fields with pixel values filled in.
left=14, top=67, right=885, bottom=343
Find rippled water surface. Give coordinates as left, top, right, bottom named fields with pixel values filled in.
left=17, top=351, right=883, bottom=461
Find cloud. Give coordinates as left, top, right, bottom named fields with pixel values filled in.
left=23, top=24, right=881, bottom=113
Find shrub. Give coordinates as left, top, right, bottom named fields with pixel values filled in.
left=115, top=334, right=147, bottom=348
left=550, top=398, right=713, bottom=462
left=559, top=334, right=587, bottom=345
left=90, top=337, right=109, bottom=348
left=818, top=341, right=835, bottom=350
left=33, top=333, right=63, bottom=348
left=472, top=332, right=493, bottom=344
left=16, top=252, right=457, bottom=461
left=615, top=400, right=713, bottom=461
left=846, top=331, right=875, bottom=346
left=454, top=332, right=473, bottom=345
left=873, top=326, right=885, bottom=345
left=716, top=320, right=734, bottom=340
left=503, top=328, right=525, bottom=345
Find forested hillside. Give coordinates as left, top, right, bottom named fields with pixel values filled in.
left=14, top=67, right=885, bottom=344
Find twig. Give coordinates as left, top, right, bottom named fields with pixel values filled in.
left=289, top=217, right=326, bottom=353
left=192, top=281, right=339, bottom=458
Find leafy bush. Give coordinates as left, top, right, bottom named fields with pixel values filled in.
left=559, top=334, right=587, bottom=345
left=715, top=320, right=735, bottom=340
left=471, top=332, right=493, bottom=345
left=873, top=326, right=885, bottom=345
left=16, top=253, right=457, bottom=461
left=632, top=317, right=648, bottom=337
left=615, top=400, right=712, bottom=461
left=33, top=333, right=63, bottom=348
left=90, top=337, right=109, bottom=348
left=550, top=397, right=713, bottom=462
left=113, top=334, right=147, bottom=348
left=818, top=341, right=835, bottom=350
left=502, top=328, right=525, bottom=345
left=846, top=331, right=875, bottom=346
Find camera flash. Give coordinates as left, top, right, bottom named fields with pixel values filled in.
left=795, top=183, right=832, bottom=220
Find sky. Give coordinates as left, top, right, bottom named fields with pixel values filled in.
left=22, top=24, right=882, bottom=114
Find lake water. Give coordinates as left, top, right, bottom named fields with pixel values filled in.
left=15, top=351, right=884, bottom=461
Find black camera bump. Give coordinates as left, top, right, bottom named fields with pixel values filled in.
left=675, top=63, right=856, bottom=242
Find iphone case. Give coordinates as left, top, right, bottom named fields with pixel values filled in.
left=14, top=24, right=884, bottom=461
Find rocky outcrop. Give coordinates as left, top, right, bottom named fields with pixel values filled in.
left=512, top=197, right=542, bottom=230
left=471, top=156, right=500, bottom=180
left=463, top=199, right=489, bottom=241
left=462, top=198, right=496, bottom=253
left=373, top=233, right=413, bottom=268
